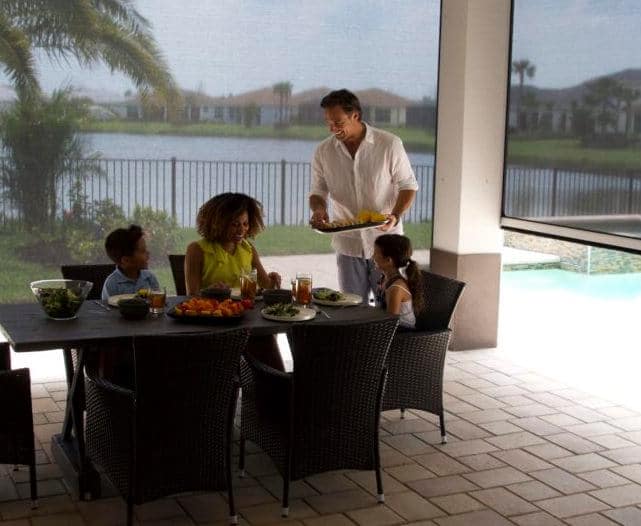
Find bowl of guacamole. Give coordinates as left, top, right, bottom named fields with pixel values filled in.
left=30, top=279, right=93, bottom=320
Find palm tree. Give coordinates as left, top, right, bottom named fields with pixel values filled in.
left=272, top=81, right=293, bottom=127
left=583, top=77, right=621, bottom=134
left=0, top=1, right=179, bottom=228
left=619, top=86, right=641, bottom=137
left=0, top=0, right=178, bottom=103
left=511, top=59, right=536, bottom=131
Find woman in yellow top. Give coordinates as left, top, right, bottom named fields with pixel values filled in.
left=186, top=193, right=284, bottom=370
left=185, top=193, right=281, bottom=294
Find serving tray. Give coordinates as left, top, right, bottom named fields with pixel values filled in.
left=313, top=220, right=388, bottom=234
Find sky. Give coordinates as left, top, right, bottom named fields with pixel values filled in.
left=512, top=0, right=641, bottom=88
left=2, top=0, right=640, bottom=100
left=25, top=0, right=441, bottom=101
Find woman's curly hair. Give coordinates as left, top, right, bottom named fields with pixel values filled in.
left=196, top=193, right=265, bottom=242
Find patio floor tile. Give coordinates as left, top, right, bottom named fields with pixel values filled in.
left=469, top=487, right=538, bottom=515
left=588, top=483, right=641, bottom=507
left=566, top=514, right=620, bottom=526
left=428, top=493, right=485, bottom=514
left=462, top=466, right=531, bottom=488
left=536, top=493, right=610, bottom=518
left=383, top=492, right=445, bottom=521
left=511, top=511, right=566, bottom=525
left=603, top=506, right=641, bottom=525
left=530, top=468, right=597, bottom=494
left=13, top=346, right=641, bottom=525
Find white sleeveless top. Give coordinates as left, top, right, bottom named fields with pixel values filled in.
left=388, top=282, right=416, bottom=329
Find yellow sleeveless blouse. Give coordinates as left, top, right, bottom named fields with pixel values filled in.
left=197, top=239, right=254, bottom=288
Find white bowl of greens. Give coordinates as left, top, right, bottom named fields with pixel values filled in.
left=30, top=279, right=93, bottom=320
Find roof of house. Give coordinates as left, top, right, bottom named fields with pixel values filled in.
left=291, top=87, right=333, bottom=105
left=223, top=87, right=283, bottom=107
left=355, top=88, right=415, bottom=107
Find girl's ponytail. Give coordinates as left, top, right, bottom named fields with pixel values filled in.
left=406, top=259, right=425, bottom=314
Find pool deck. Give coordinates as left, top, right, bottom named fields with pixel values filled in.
left=261, top=247, right=560, bottom=290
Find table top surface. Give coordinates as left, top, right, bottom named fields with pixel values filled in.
left=0, top=298, right=396, bottom=352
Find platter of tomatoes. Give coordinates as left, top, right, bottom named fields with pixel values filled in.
left=166, top=297, right=253, bottom=324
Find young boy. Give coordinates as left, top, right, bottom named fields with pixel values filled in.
left=101, top=225, right=160, bottom=301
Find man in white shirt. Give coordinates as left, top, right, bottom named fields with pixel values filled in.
left=309, top=89, right=419, bottom=300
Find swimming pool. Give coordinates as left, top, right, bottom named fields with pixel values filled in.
left=501, top=268, right=641, bottom=300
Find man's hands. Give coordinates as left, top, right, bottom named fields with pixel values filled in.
left=310, top=208, right=329, bottom=228
left=378, top=213, right=398, bottom=232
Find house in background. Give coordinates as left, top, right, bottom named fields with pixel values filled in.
left=356, top=88, right=414, bottom=127
left=508, top=68, right=641, bottom=136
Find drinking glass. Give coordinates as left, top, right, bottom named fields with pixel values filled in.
left=240, top=269, right=258, bottom=300
left=150, top=287, right=166, bottom=315
left=295, top=273, right=312, bottom=306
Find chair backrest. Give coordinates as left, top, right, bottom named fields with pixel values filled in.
left=415, top=270, right=465, bottom=332
left=60, top=264, right=115, bottom=300
left=0, top=368, right=34, bottom=466
left=132, top=329, right=249, bottom=502
left=288, top=319, right=398, bottom=479
left=168, top=254, right=186, bottom=295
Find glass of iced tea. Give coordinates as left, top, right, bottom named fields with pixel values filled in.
left=149, top=287, right=166, bottom=316
left=240, top=269, right=258, bottom=300
left=295, top=273, right=312, bottom=306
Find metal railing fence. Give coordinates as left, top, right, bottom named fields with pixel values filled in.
left=1, top=157, right=639, bottom=228
left=0, top=158, right=434, bottom=228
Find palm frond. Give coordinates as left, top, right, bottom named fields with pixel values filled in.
left=0, top=12, right=40, bottom=96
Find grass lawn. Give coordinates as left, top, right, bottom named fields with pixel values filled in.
left=82, top=120, right=436, bottom=153
left=0, top=222, right=432, bottom=303
left=507, top=138, right=641, bottom=171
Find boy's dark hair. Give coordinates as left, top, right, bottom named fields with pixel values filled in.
left=196, top=193, right=265, bottom=242
left=375, top=234, right=425, bottom=314
left=320, top=89, right=362, bottom=117
left=105, top=224, right=144, bottom=264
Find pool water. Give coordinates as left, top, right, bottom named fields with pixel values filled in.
left=502, top=268, right=641, bottom=300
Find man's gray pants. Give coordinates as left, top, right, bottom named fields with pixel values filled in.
left=336, top=253, right=382, bottom=304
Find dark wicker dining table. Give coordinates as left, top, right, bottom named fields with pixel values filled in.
left=0, top=297, right=394, bottom=499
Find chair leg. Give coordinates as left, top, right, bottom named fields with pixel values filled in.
left=127, top=497, right=134, bottom=526
left=238, top=437, right=246, bottom=477
left=226, top=393, right=238, bottom=525
left=439, top=411, right=447, bottom=444
left=29, top=462, right=38, bottom=509
left=282, top=450, right=291, bottom=517
left=282, top=475, right=290, bottom=517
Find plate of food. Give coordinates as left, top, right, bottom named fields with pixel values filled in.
left=107, top=293, right=137, bottom=307
left=107, top=288, right=151, bottom=307
left=230, top=287, right=264, bottom=301
left=312, top=287, right=363, bottom=306
left=261, top=303, right=316, bottom=322
left=166, top=297, right=246, bottom=324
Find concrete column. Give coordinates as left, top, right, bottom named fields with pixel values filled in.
left=431, top=0, right=511, bottom=350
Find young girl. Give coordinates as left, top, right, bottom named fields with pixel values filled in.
left=373, top=234, right=425, bottom=329
left=185, top=193, right=281, bottom=295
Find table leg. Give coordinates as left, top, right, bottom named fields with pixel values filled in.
left=55, top=347, right=101, bottom=500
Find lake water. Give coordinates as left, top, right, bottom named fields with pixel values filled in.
left=81, top=132, right=435, bottom=165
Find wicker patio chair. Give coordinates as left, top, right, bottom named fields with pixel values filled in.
left=0, top=341, right=10, bottom=370
left=85, top=329, right=249, bottom=526
left=0, top=367, right=37, bottom=508
left=60, top=264, right=115, bottom=300
left=239, top=319, right=398, bottom=517
left=168, top=254, right=186, bottom=295
left=382, top=270, right=465, bottom=444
